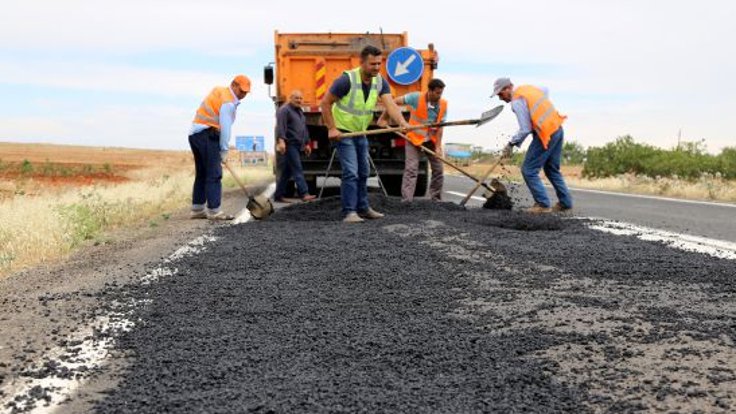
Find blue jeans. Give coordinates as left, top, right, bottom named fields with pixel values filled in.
left=274, top=143, right=309, bottom=199
left=188, top=128, right=222, bottom=211
left=521, top=127, right=573, bottom=209
left=337, top=136, right=370, bottom=215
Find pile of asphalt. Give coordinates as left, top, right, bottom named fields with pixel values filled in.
left=8, top=194, right=735, bottom=412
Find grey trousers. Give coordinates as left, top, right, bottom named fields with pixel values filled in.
left=401, top=141, right=444, bottom=202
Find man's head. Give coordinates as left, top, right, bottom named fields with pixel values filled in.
left=360, top=45, right=383, bottom=78
left=427, top=78, right=446, bottom=102
left=288, top=90, right=304, bottom=107
left=491, top=77, right=513, bottom=103
left=231, top=75, right=251, bottom=100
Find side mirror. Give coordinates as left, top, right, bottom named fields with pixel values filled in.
left=264, top=65, right=274, bottom=85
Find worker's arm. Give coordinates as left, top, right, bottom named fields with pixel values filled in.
left=275, top=106, right=288, bottom=154
left=218, top=102, right=237, bottom=162
left=377, top=95, right=405, bottom=127
left=434, top=106, right=447, bottom=155
left=508, top=98, right=533, bottom=147
left=320, top=91, right=341, bottom=139
left=380, top=93, right=410, bottom=129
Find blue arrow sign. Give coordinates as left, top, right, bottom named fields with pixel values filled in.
left=386, top=47, right=424, bottom=86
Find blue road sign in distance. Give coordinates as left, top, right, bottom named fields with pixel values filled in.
left=236, top=136, right=265, bottom=152
left=386, top=47, right=424, bottom=86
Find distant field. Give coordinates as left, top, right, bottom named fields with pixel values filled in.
left=0, top=142, right=192, bottom=198
left=0, top=142, right=273, bottom=277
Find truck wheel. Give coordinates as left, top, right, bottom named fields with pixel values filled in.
left=414, top=172, right=428, bottom=197
left=380, top=175, right=403, bottom=197
left=305, top=176, right=317, bottom=195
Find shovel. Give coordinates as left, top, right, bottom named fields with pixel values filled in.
left=334, top=105, right=504, bottom=140
left=459, top=155, right=506, bottom=207
left=393, top=132, right=505, bottom=196
left=224, top=162, right=274, bottom=220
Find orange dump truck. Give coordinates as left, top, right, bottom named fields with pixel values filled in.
left=264, top=31, right=439, bottom=196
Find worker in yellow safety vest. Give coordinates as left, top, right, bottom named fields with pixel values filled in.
left=189, top=75, right=251, bottom=220
left=320, top=45, right=410, bottom=223
left=492, top=77, right=573, bottom=214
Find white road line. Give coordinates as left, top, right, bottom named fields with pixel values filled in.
left=563, top=186, right=736, bottom=208
left=444, top=191, right=486, bottom=202
left=1, top=185, right=273, bottom=413
left=585, top=218, right=736, bottom=260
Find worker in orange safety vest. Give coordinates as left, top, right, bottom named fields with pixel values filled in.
left=188, top=75, right=251, bottom=220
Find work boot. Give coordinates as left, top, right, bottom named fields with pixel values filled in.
left=552, top=203, right=573, bottom=213
left=359, top=208, right=385, bottom=220
left=525, top=204, right=552, bottom=214
left=302, top=194, right=317, bottom=202
left=190, top=210, right=207, bottom=219
left=343, top=212, right=365, bottom=223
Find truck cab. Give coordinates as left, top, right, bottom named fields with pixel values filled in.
left=265, top=31, right=439, bottom=197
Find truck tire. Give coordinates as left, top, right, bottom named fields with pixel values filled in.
left=380, top=174, right=427, bottom=197
left=414, top=172, right=428, bottom=197
left=305, top=175, right=317, bottom=195
left=380, top=175, right=403, bottom=197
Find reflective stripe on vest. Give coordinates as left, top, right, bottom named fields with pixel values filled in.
left=512, top=85, right=566, bottom=149
left=406, top=93, right=447, bottom=147
left=193, top=87, right=236, bottom=130
left=332, top=68, right=383, bottom=132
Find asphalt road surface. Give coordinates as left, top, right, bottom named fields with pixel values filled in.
left=2, top=182, right=735, bottom=413
left=444, top=175, right=736, bottom=243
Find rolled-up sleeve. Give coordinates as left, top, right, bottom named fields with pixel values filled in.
left=509, top=98, right=533, bottom=147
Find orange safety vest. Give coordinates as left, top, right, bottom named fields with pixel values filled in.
left=406, top=93, right=448, bottom=147
left=192, top=87, right=236, bottom=129
left=512, top=85, right=566, bottom=149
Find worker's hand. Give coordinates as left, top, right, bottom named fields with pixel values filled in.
left=435, top=145, right=444, bottom=157
left=376, top=118, right=389, bottom=128
left=220, top=150, right=229, bottom=164
left=276, top=138, right=286, bottom=155
left=501, top=143, right=514, bottom=160
left=304, top=144, right=312, bottom=157
left=328, top=127, right=341, bottom=140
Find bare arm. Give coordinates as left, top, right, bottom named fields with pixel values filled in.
left=378, top=95, right=405, bottom=126
left=320, top=91, right=341, bottom=139
left=380, top=94, right=410, bottom=128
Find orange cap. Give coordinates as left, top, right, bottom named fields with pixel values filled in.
left=233, top=75, right=251, bottom=92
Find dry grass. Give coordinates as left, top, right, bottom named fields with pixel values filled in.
left=455, top=162, right=736, bottom=203
left=0, top=142, right=273, bottom=277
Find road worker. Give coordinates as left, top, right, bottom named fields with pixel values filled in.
left=492, top=77, right=573, bottom=213
left=320, top=45, right=410, bottom=223
left=380, top=78, right=448, bottom=202
left=189, top=75, right=250, bottom=220
left=274, top=90, right=316, bottom=203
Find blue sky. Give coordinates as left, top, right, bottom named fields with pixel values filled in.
left=1, top=0, right=734, bottom=153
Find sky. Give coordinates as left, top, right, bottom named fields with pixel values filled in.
left=1, top=0, right=734, bottom=153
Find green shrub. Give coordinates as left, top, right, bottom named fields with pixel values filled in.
left=20, top=159, right=33, bottom=175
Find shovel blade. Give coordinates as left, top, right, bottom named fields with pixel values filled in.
left=247, top=195, right=274, bottom=220
left=475, top=105, right=504, bottom=128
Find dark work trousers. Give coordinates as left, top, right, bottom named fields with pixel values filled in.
left=188, top=128, right=222, bottom=211
left=274, top=143, right=309, bottom=199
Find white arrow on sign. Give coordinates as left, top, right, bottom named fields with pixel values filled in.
left=394, top=54, right=417, bottom=77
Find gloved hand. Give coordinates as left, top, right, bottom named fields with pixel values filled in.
left=501, top=143, right=514, bottom=160
left=220, top=150, right=229, bottom=164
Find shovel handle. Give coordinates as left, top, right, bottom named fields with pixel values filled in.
left=393, top=132, right=495, bottom=194
left=224, top=162, right=252, bottom=198
left=333, top=119, right=480, bottom=140
left=459, top=156, right=505, bottom=207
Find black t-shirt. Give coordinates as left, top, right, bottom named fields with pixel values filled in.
left=329, top=73, right=391, bottom=102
